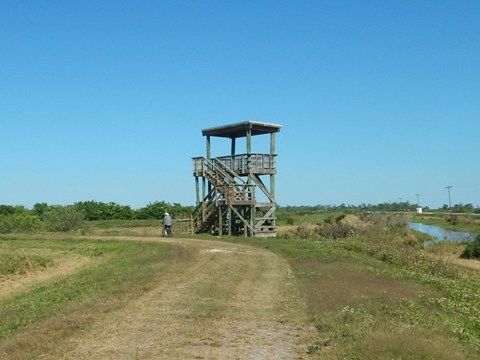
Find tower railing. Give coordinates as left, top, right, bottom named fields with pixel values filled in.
left=193, top=153, right=276, bottom=176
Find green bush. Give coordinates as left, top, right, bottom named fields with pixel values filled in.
left=43, top=206, right=86, bottom=232
left=461, top=233, right=480, bottom=259
left=0, top=214, right=43, bottom=233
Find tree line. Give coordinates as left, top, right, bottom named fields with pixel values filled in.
left=0, top=201, right=194, bottom=221
left=279, top=202, right=480, bottom=214
left=0, top=201, right=194, bottom=233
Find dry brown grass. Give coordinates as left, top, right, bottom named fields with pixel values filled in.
left=360, top=327, right=470, bottom=360
left=296, top=257, right=441, bottom=316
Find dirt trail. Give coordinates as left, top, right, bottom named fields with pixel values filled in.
left=48, top=238, right=310, bottom=359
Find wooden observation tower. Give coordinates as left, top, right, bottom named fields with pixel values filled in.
left=192, top=121, right=281, bottom=237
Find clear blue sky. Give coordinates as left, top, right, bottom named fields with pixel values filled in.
left=1, top=1, right=479, bottom=209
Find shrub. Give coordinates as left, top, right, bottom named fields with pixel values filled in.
left=0, top=214, right=43, bottom=233
left=43, top=206, right=86, bottom=232
left=297, top=223, right=316, bottom=238
left=460, top=234, right=480, bottom=259
left=316, top=214, right=353, bottom=239
left=317, top=222, right=353, bottom=239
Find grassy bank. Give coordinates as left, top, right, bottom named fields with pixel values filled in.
left=0, top=236, right=192, bottom=358
left=228, top=215, right=480, bottom=359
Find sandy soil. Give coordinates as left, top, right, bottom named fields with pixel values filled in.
left=43, top=238, right=311, bottom=359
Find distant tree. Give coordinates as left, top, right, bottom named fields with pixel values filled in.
left=105, top=202, right=135, bottom=220
left=32, top=202, right=50, bottom=216
left=74, top=201, right=105, bottom=221
left=74, top=201, right=134, bottom=220
left=451, top=203, right=475, bottom=213
left=0, top=205, right=30, bottom=215
left=0, top=205, right=16, bottom=216
left=170, top=202, right=194, bottom=218
left=136, top=201, right=170, bottom=219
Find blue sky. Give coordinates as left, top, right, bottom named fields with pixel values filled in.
left=1, top=1, right=479, bottom=209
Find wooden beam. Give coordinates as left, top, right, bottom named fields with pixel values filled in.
left=230, top=206, right=254, bottom=232
left=255, top=206, right=276, bottom=228
left=270, top=132, right=276, bottom=200
left=218, top=206, right=222, bottom=236
left=252, top=174, right=275, bottom=203
left=206, top=135, right=211, bottom=160
left=246, top=129, right=252, bottom=186
left=195, top=176, right=200, bottom=205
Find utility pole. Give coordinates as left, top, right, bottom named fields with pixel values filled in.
left=445, top=186, right=453, bottom=209
left=415, top=194, right=420, bottom=207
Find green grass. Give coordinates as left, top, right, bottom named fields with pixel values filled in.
left=223, top=216, right=480, bottom=359
left=0, top=237, right=191, bottom=342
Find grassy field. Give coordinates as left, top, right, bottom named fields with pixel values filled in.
left=1, top=213, right=480, bottom=359
left=0, top=236, right=193, bottom=358
left=228, top=214, right=480, bottom=359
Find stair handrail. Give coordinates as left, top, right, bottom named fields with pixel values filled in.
left=192, top=186, right=214, bottom=214
left=191, top=197, right=217, bottom=233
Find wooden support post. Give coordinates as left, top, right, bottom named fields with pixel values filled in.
left=251, top=205, right=256, bottom=236
left=270, top=132, right=276, bottom=200
left=195, top=176, right=200, bottom=205
left=246, top=128, right=252, bottom=186
left=206, top=136, right=212, bottom=194
left=244, top=207, right=248, bottom=237
left=227, top=207, right=232, bottom=235
left=218, top=206, right=223, bottom=236
left=206, top=135, right=211, bottom=161
left=231, top=137, right=236, bottom=156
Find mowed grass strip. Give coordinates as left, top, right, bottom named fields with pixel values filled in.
left=226, top=221, right=480, bottom=359
left=0, top=237, right=193, bottom=358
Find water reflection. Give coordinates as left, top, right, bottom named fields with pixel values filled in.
left=409, top=222, right=475, bottom=243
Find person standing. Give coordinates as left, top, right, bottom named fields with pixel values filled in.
left=163, top=212, right=172, bottom=236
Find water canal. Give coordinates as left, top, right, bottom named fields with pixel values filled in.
left=409, top=222, right=475, bottom=243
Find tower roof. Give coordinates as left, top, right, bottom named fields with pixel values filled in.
left=202, top=121, right=282, bottom=138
